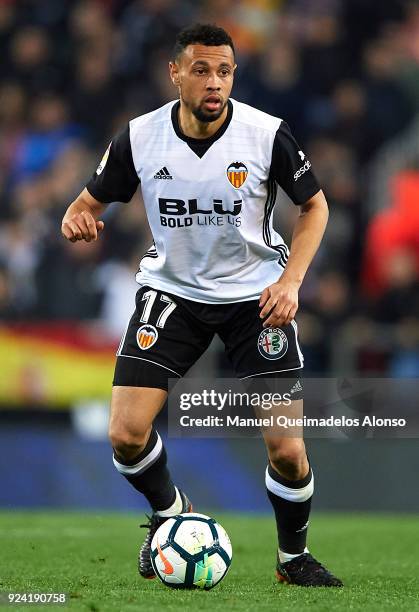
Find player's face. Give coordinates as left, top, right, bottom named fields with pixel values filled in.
left=170, top=44, right=236, bottom=123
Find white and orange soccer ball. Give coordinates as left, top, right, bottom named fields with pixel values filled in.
left=150, top=513, right=232, bottom=589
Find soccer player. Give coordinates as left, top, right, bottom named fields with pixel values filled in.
left=62, top=23, right=342, bottom=587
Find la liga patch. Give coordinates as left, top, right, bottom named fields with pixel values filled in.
left=96, top=143, right=111, bottom=175
left=258, top=328, right=288, bottom=360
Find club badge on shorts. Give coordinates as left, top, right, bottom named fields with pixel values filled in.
left=258, top=328, right=288, bottom=360
left=136, top=324, right=158, bottom=350
left=227, top=161, right=248, bottom=188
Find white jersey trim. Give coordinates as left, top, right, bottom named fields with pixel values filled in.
left=291, top=320, right=304, bottom=365
left=239, top=365, right=303, bottom=379
left=116, top=317, right=131, bottom=356
left=117, top=353, right=181, bottom=377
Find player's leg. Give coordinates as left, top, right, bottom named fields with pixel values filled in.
left=257, top=381, right=332, bottom=585
left=219, top=301, right=342, bottom=586
left=263, top=420, right=312, bottom=563
left=110, top=285, right=213, bottom=577
left=109, top=385, right=183, bottom=514
left=109, top=384, right=192, bottom=578
left=263, top=401, right=342, bottom=587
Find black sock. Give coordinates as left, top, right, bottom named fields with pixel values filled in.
left=113, top=429, right=176, bottom=511
left=265, top=463, right=313, bottom=554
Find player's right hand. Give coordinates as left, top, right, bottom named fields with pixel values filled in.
left=61, top=210, right=105, bottom=242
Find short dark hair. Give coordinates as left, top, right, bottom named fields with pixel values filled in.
left=173, top=23, right=235, bottom=60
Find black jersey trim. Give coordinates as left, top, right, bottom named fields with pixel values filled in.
left=262, top=179, right=289, bottom=268
left=86, top=124, right=139, bottom=204
left=171, top=100, right=233, bottom=158
left=269, top=123, right=321, bottom=206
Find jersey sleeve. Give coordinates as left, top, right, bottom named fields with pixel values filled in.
left=86, top=124, right=139, bottom=203
left=269, top=121, right=320, bottom=205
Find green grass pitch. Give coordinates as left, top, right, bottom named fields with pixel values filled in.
left=1, top=511, right=419, bottom=612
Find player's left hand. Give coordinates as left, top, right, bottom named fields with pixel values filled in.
left=259, top=279, right=299, bottom=328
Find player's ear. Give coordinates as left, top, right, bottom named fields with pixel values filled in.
left=169, top=61, right=181, bottom=87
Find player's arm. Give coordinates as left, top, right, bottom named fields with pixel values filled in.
left=260, top=189, right=328, bottom=327
left=61, top=124, right=139, bottom=243
left=62, top=188, right=106, bottom=242
left=260, top=121, right=327, bottom=327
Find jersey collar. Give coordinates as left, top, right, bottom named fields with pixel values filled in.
left=171, top=99, right=233, bottom=158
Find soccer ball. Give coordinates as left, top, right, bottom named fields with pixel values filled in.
left=150, top=512, right=232, bottom=589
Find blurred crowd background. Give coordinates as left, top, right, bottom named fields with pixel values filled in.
left=1, top=0, right=419, bottom=512
left=1, top=0, right=419, bottom=380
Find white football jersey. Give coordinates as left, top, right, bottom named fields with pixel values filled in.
left=87, top=98, right=320, bottom=303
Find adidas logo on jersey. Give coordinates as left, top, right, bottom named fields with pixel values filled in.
left=154, top=167, right=173, bottom=179
left=290, top=380, right=303, bottom=394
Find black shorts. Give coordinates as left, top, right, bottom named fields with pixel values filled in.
left=113, top=285, right=304, bottom=391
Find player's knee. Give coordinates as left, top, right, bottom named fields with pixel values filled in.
left=268, top=440, right=307, bottom=478
left=108, top=425, right=150, bottom=461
